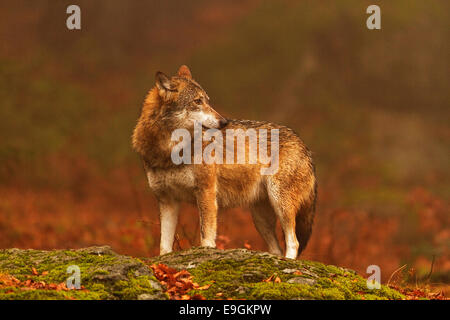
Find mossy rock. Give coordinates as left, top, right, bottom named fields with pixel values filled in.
left=147, top=247, right=405, bottom=300
left=0, top=246, right=404, bottom=300
left=0, top=246, right=166, bottom=300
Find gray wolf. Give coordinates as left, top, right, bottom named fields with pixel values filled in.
left=132, top=65, right=316, bottom=259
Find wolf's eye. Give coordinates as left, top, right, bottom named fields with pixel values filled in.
left=194, top=98, right=202, bottom=105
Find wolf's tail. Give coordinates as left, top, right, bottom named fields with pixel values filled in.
left=296, top=181, right=317, bottom=255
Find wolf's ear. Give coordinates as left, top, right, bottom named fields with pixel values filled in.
left=155, top=71, right=171, bottom=92
left=177, top=65, right=192, bottom=79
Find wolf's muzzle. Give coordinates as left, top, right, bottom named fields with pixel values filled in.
left=219, top=118, right=228, bottom=128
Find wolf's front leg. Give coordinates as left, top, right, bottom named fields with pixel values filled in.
left=158, top=200, right=179, bottom=255
left=196, top=189, right=218, bottom=248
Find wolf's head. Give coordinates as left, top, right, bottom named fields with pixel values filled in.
left=155, top=65, right=227, bottom=129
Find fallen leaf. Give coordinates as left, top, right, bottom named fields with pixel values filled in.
left=196, top=284, right=211, bottom=290
left=263, top=275, right=275, bottom=282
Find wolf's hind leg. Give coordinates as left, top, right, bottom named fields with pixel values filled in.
left=158, top=200, right=180, bottom=255
left=277, top=211, right=299, bottom=259
left=251, top=201, right=282, bottom=256
left=271, top=202, right=299, bottom=259
left=267, top=188, right=299, bottom=259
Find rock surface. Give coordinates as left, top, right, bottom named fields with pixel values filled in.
left=0, top=246, right=404, bottom=300
left=0, top=246, right=165, bottom=300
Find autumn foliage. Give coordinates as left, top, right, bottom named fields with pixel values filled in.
left=0, top=268, right=86, bottom=298
left=150, top=263, right=209, bottom=300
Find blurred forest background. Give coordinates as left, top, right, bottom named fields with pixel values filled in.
left=0, top=1, right=448, bottom=291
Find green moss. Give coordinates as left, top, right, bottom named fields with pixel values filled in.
left=1, top=247, right=405, bottom=300
left=181, top=250, right=404, bottom=300
left=0, top=287, right=106, bottom=300
left=112, top=272, right=162, bottom=299
left=0, top=246, right=165, bottom=300
left=246, top=283, right=346, bottom=300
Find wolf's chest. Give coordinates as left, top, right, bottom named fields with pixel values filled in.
left=146, top=166, right=196, bottom=199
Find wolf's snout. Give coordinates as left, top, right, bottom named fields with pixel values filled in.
left=219, top=118, right=228, bottom=128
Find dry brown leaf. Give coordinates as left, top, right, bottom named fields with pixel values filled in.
left=196, top=284, right=212, bottom=290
